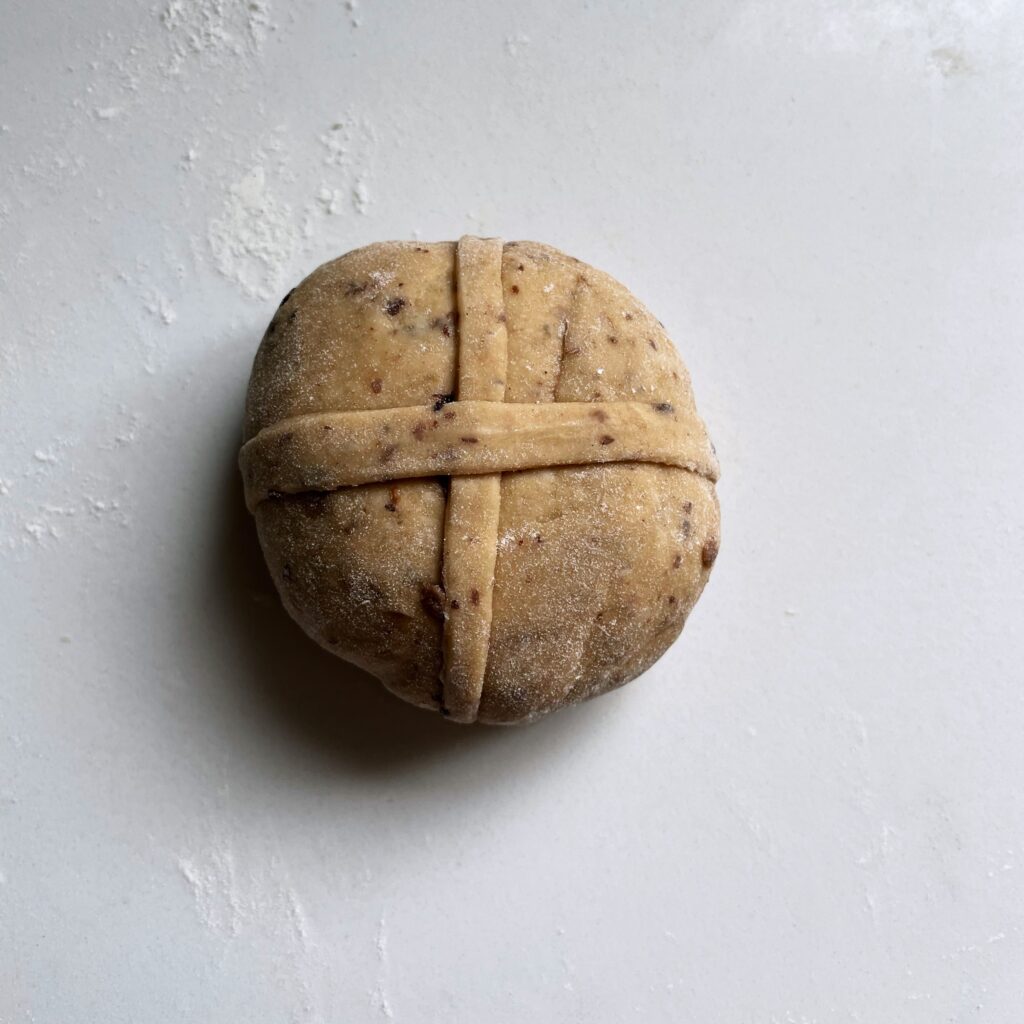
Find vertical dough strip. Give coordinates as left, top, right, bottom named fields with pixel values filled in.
left=439, top=237, right=509, bottom=722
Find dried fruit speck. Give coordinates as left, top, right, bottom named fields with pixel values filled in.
left=701, top=537, right=719, bottom=569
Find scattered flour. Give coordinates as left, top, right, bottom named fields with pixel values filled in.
left=344, top=0, right=362, bottom=29
left=176, top=844, right=292, bottom=940
left=178, top=846, right=244, bottom=937
left=161, top=0, right=275, bottom=71
left=23, top=520, right=59, bottom=542
left=85, top=495, right=129, bottom=524
left=0, top=422, right=136, bottom=550
left=929, top=46, right=972, bottom=77
left=370, top=911, right=394, bottom=1019
left=94, top=106, right=124, bottom=120
left=504, top=33, right=531, bottom=57
left=315, top=186, right=343, bottom=216
left=175, top=840, right=344, bottom=1022
left=145, top=289, right=178, bottom=324
left=246, top=0, right=274, bottom=47
left=317, top=115, right=378, bottom=217
left=208, top=165, right=300, bottom=300
left=104, top=409, right=143, bottom=448
left=370, top=987, right=394, bottom=1020
left=352, top=177, right=371, bottom=215
left=727, top=0, right=1000, bottom=62
left=320, top=115, right=375, bottom=169
left=11, top=493, right=129, bottom=549
left=287, top=887, right=312, bottom=952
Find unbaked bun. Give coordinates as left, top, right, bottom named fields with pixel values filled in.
left=240, top=237, right=719, bottom=724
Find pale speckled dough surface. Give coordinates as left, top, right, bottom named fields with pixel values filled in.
left=244, top=239, right=720, bottom=723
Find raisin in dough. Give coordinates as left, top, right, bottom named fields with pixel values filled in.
left=240, top=237, right=720, bottom=725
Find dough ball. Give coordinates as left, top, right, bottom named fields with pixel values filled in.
left=239, top=238, right=720, bottom=724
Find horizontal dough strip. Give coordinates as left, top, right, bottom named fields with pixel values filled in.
left=240, top=400, right=720, bottom=512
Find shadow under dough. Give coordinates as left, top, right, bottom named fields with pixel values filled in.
left=211, top=415, right=498, bottom=775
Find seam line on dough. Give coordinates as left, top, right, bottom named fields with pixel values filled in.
left=246, top=459, right=716, bottom=510
left=551, top=277, right=581, bottom=401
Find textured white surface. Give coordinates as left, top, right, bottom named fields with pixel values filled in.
left=2, top=1, right=1024, bottom=1020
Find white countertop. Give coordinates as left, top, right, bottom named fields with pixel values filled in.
left=3, top=1, right=1023, bottom=1020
